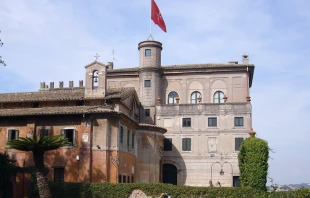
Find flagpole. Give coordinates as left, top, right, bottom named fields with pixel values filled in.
left=150, top=0, right=152, bottom=37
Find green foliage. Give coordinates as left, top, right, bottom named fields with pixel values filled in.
left=31, top=182, right=310, bottom=198
left=6, top=134, right=70, bottom=153
left=238, top=135, right=269, bottom=191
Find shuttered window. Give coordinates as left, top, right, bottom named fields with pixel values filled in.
left=54, top=167, right=64, bottom=182
left=40, top=129, right=49, bottom=137
left=120, top=126, right=124, bottom=144
left=182, top=138, right=191, bottom=151
left=61, top=129, right=76, bottom=146
left=8, top=129, right=19, bottom=141
left=164, top=138, right=172, bottom=151
left=234, top=117, right=244, bottom=126
left=235, top=138, right=244, bottom=151
left=208, top=117, right=217, bottom=127
left=127, top=130, right=130, bottom=147
left=132, top=133, right=135, bottom=148
left=182, top=118, right=191, bottom=127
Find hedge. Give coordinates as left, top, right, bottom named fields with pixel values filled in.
left=31, top=182, right=310, bottom=198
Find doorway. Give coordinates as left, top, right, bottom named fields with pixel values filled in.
left=162, top=163, right=177, bottom=185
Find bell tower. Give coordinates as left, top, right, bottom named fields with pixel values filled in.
left=84, top=61, right=107, bottom=98
left=138, top=40, right=163, bottom=124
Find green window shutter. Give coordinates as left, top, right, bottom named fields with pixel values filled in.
left=235, top=138, right=244, bottom=151
left=8, top=130, right=12, bottom=140
left=127, top=130, right=130, bottom=147
left=188, top=138, right=191, bottom=151
left=182, top=138, right=186, bottom=151
left=120, top=127, right=124, bottom=144
left=132, top=133, right=135, bottom=148
left=16, top=130, right=19, bottom=140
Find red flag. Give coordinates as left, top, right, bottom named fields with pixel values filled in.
left=151, top=0, right=167, bottom=32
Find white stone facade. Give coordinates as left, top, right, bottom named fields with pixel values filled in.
left=106, top=40, right=255, bottom=187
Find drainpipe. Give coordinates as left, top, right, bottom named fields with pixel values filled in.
left=89, top=116, right=93, bottom=182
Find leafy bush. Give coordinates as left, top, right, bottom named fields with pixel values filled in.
left=238, top=134, right=269, bottom=191
left=31, top=182, right=310, bottom=198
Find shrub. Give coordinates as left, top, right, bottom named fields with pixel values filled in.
left=238, top=133, right=269, bottom=191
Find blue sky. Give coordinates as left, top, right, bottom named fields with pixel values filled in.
left=1, top=0, right=310, bottom=185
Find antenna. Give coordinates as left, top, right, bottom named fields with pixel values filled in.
left=112, top=49, right=117, bottom=63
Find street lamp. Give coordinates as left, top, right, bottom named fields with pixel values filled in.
left=211, top=161, right=233, bottom=185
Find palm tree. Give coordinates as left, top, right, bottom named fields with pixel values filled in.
left=6, top=134, right=69, bottom=198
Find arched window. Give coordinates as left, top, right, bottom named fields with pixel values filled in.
left=191, top=91, right=201, bottom=104
left=213, top=91, right=224, bottom=103
left=92, top=70, right=99, bottom=87
left=168, top=91, right=179, bottom=104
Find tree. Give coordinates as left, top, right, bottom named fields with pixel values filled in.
left=0, top=31, right=6, bottom=66
left=238, top=129, right=269, bottom=191
left=6, top=134, right=69, bottom=198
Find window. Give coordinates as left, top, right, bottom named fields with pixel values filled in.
left=76, top=100, right=84, bottom=106
left=127, top=176, right=130, bottom=183
left=233, top=176, right=241, bottom=187
left=54, top=167, right=64, bottom=182
left=118, top=175, right=122, bottom=183
left=182, top=118, right=191, bottom=127
left=191, top=91, right=202, bottom=104
left=61, top=129, right=75, bottom=146
left=235, top=137, right=244, bottom=151
left=208, top=117, right=217, bottom=127
left=127, top=130, right=130, bottom=147
left=168, top=91, right=179, bottom=104
left=234, top=117, right=244, bottom=126
left=132, top=133, right=135, bottom=148
left=123, top=175, right=126, bottom=183
left=145, top=109, right=150, bottom=116
left=131, top=176, right=134, bottom=183
left=164, top=138, right=172, bottom=151
left=92, top=70, right=99, bottom=87
left=145, top=49, right=151, bottom=56
left=120, top=126, right=124, bottom=144
left=214, top=91, right=224, bottom=103
left=40, top=129, right=49, bottom=137
left=8, top=129, right=19, bottom=140
left=182, top=138, right=191, bottom=151
left=32, top=102, right=39, bottom=108
left=144, top=80, right=151, bottom=87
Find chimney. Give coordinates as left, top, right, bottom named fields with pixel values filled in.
left=69, top=81, right=74, bottom=88
left=242, top=54, right=249, bottom=64
left=50, top=82, right=54, bottom=89
left=59, top=81, right=64, bottom=88
left=79, top=80, right=83, bottom=87
left=107, top=62, right=114, bottom=71
left=40, top=82, right=45, bottom=89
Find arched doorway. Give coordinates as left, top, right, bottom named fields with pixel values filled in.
left=163, top=163, right=177, bottom=185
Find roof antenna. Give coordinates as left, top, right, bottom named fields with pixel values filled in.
left=112, top=49, right=117, bottom=63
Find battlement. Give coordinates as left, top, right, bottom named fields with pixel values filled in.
left=39, top=80, right=84, bottom=91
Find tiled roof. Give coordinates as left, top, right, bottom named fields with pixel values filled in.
left=0, top=87, right=136, bottom=103
left=109, top=63, right=254, bottom=73
left=0, top=106, right=113, bottom=116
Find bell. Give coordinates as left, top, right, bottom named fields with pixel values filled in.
left=94, top=76, right=98, bottom=83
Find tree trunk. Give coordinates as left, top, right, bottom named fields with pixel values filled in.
left=33, top=151, right=52, bottom=198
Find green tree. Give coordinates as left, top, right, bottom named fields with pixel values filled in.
left=0, top=31, right=6, bottom=66
left=6, top=134, right=69, bottom=198
left=238, top=129, right=269, bottom=191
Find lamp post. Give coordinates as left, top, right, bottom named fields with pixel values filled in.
left=211, top=161, right=233, bottom=186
